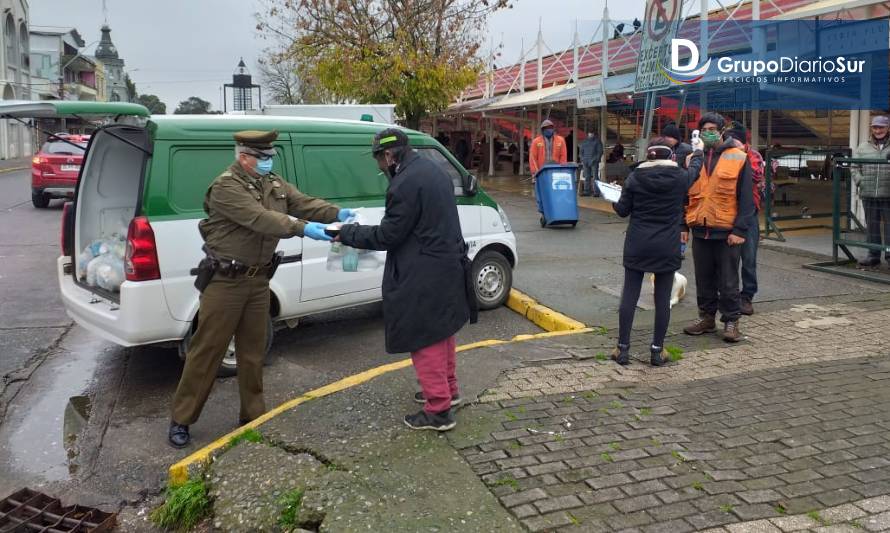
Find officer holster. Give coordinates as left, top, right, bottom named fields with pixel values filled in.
left=190, top=247, right=284, bottom=292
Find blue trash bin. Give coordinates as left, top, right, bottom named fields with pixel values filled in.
left=535, top=163, right=579, bottom=228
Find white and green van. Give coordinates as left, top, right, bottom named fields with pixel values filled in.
left=2, top=102, right=517, bottom=376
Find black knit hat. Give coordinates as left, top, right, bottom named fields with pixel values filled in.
left=724, top=121, right=747, bottom=144
left=661, top=123, right=682, bottom=142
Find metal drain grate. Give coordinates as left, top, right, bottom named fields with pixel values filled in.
left=0, top=488, right=116, bottom=532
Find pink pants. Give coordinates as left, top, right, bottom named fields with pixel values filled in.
left=411, top=335, right=458, bottom=414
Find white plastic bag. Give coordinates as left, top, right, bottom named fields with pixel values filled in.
left=325, top=210, right=385, bottom=272
left=96, top=255, right=125, bottom=292
left=85, top=255, right=109, bottom=286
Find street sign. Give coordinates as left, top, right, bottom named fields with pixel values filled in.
left=635, top=0, right=682, bottom=93
left=577, top=76, right=606, bottom=109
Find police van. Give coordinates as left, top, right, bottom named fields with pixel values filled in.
left=3, top=102, right=517, bottom=376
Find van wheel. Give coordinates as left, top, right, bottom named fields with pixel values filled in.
left=178, top=314, right=275, bottom=378
left=31, top=189, right=50, bottom=208
left=473, top=250, right=512, bottom=310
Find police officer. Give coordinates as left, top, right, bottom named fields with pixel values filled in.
left=168, top=130, right=351, bottom=448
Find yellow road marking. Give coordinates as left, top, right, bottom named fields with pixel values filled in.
left=506, top=288, right=587, bottom=331
left=0, top=166, right=29, bottom=175
left=168, top=326, right=592, bottom=486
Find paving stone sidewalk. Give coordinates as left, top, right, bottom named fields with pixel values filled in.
left=451, top=302, right=890, bottom=532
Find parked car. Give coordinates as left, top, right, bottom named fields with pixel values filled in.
left=31, top=133, right=90, bottom=208
left=1, top=101, right=518, bottom=377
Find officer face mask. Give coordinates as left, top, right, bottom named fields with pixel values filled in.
left=255, top=157, right=274, bottom=176
left=543, top=128, right=554, bottom=139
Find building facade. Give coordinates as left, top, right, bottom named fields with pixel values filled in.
left=0, top=0, right=32, bottom=158
left=93, top=24, right=127, bottom=102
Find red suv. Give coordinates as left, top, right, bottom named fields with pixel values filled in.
left=31, top=134, right=90, bottom=208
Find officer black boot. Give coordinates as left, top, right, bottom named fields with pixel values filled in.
left=611, top=343, right=630, bottom=366
left=168, top=421, right=190, bottom=448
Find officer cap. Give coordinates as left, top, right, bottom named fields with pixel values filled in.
left=234, top=130, right=278, bottom=156
left=540, top=119, right=555, bottom=130
left=370, top=128, right=409, bottom=156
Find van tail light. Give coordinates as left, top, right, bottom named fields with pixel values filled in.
left=125, top=216, right=161, bottom=281
left=60, top=202, right=74, bottom=256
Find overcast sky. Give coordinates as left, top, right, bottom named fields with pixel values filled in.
left=29, top=0, right=713, bottom=111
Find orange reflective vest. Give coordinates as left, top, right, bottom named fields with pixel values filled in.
left=685, top=148, right=747, bottom=230
left=529, top=134, right=567, bottom=175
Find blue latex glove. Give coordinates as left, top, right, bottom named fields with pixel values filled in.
left=337, top=208, right=356, bottom=222
left=303, top=222, right=332, bottom=241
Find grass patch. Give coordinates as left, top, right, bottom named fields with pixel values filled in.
left=775, top=504, right=787, bottom=515
left=504, top=411, right=517, bottom=421
left=720, top=504, right=734, bottom=513
left=583, top=391, right=598, bottom=400
left=562, top=396, right=575, bottom=404
left=510, top=441, right=521, bottom=450
left=492, top=477, right=520, bottom=490
left=554, top=434, right=565, bottom=442
left=665, top=345, right=684, bottom=362
left=278, top=489, right=304, bottom=529
left=598, top=407, right=610, bottom=414
left=671, top=450, right=687, bottom=463
left=516, top=406, right=526, bottom=414
left=851, top=519, right=863, bottom=528
left=650, top=437, right=661, bottom=446
left=609, top=442, right=621, bottom=451
left=639, top=407, right=652, bottom=416
left=595, top=352, right=608, bottom=361
left=807, top=510, right=827, bottom=525
left=591, top=326, right=608, bottom=335
left=600, top=452, right=614, bottom=463
left=227, top=428, right=263, bottom=449
left=609, top=400, right=623, bottom=409
left=691, top=481, right=704, bottom=491
left=150, top=479, right=211, bottom=532
left=568, top=512, right=581, bottom=525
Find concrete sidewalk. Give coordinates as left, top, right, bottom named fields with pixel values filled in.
left=131, top=291, right=890, bottom=532
left=0, top=156, right=32, bottom=174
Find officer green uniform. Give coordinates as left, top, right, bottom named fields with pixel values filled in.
left=170, top=130, right=340, bottom=443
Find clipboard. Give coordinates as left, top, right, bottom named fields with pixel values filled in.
left=596, top=181, right=623, bottom=203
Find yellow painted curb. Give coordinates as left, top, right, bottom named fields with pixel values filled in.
left=167, top=326, right=593, bottom=486
left=506, top=288, right=587, bottom=332
left=0, top=166, right=28, bottom=174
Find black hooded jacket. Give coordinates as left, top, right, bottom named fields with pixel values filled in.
left=613, top=153, right=703, bottom=273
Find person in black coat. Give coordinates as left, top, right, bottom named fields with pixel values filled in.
left=611, top=137, right=702, bottom=366
left=338, top=128, right=476, bottom=432
left=662, top=122, right=694, bottom=169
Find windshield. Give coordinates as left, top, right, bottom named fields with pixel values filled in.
left=41, top=141, right=87, bottom=155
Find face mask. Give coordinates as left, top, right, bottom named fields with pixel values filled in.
left=543, top=129, right=554, bottom=139
left=701, top=130, right=721, bottom=147
left=255, top=158, right=273, bottom=175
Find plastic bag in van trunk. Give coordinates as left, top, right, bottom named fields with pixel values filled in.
left=96, top=256, right=125, bottom=292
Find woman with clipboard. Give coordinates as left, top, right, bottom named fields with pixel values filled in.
left=610, top=136, right=703, bottom=366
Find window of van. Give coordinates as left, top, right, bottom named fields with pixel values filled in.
left=168, top=146, right=284, bottom=213
left=415, top=147, right=464, bottom=194
left=301, top=146, right=388, bottom=201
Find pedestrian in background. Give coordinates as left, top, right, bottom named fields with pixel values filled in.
left=724, top=121, right=764, bottom=315
left=580, top=130, right=604, bottom=196
left=168, top=130, right=349, bottom=448
left=612, top=137, right=703, bottom=366
left=852, top=115, right=890, bottom=267
left=661, top=122, right=693, bottom=169
left=338, top=129, right=477, bottom=432
left=529, top=119, right=567, bottom=177
left=683, top=114, right=754, bottom=343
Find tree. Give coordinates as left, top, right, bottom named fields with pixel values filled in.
left=256, top=54, right=335, bottom=105
left=124, top=74, right=137, bottom=101
left=257, top=0, right=511, bottom=129
left=174, top=96, right=215, bottom=115
left=135, top=94, right=166, bottom=114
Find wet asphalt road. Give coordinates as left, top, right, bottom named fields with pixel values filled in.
left=0, top=168, right=540, bottom=505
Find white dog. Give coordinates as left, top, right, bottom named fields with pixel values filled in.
left=650, top=272, right=687, bottom=308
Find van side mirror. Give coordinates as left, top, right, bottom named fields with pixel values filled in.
left=463, top=174, right=478, bottom=196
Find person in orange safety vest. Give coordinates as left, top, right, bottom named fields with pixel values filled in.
left=529, top=119, right=567, bottom=177
left=681, top=112, right=754, bottom=344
